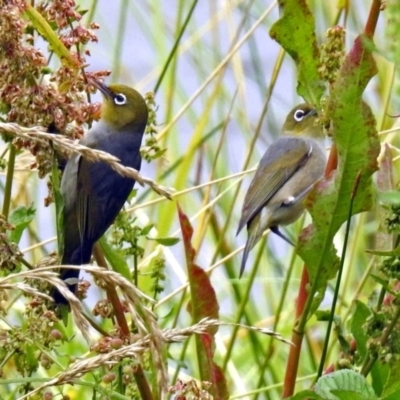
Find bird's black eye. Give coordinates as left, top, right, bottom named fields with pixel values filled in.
left=293, top=109, right=306, bottom=122
left=114, top=93, right=127, bottom=105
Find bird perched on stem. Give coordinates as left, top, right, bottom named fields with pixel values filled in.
left=237, top=104, right=326, bottom=277
left=53, top=80, right=148, bottom=306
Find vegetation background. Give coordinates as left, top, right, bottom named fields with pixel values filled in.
left=0, top=0, right=399, bottom=399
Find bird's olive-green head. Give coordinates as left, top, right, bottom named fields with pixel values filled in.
left=282, top=103, right=324, bottom=139
left=94, top=81, right=148, bottom=132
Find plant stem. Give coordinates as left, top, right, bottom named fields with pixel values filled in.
left=317, top=173, right=361, bottom=379
left=2, top=143, right=16, bottom=220
left=282, top=139, right=339, bottom=398
left=153, top=0, right=198, bottom=94
left=92, top=244, right=154, bottom=400
left=282, top=267, right=310, bottom=398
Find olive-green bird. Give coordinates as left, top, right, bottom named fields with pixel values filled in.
left=53, top=81, right=148, bottom=306
left=237, top=104, right=326, bottom=276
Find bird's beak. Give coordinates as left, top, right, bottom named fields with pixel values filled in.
left=90, top=79, right=113, bottom=99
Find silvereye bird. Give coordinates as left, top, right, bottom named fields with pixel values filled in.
left=53, top=81, right=148, bottom=306
left=237, top=104, right=326, bottom=276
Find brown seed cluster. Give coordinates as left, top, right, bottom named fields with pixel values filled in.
left=0, top=1, right=109, bottom=177
left=168, top=379, right=213, bottom=400
left=43, top=0, right=84, bottom=29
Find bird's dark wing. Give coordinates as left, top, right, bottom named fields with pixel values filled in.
left=61, top=128, right=142, bottom=265
left=237, top=137, right=312, bottom=233
left=75, top=156, right=134, bottom=247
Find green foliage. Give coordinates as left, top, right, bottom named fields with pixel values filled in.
left=315, top=370, right=376, bottom=400
left=270, top=0, right=324, bottom=103
left=299, top=41, right=379, bottom=302
left=8, top=204, right=35, bottom=243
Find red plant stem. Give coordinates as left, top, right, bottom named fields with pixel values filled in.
left=282, top=267, right=310, bottom=398
left=281, top=3, right=382, bottom=395
left=93, top=244, right=154, bottom=400
left=282, top=137, right=339, bottom=398
left=364, top=0, right=382, bottom=38
left=93, top=244, right=130, bottom=337
left=325, top=143, right=338, bottom=174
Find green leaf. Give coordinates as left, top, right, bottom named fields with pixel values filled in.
left=148, top=237, right=180, bottom=246
left=8, top=204, right=36, bottom=244
left=382, top=361, right=400, bottom=398
left=77, top=8, right=89, bottom=17
left=23, top=6, right=80, bottom=69
left=141, top=224, right=154, bottom=236
left=315, top=370, right=376, bottom=400
left=369, top=274, right=392, bottom=294
left=377, top=190, right=400, bottom=206
left=152, top=148, right=167, bottom=158
left=289, top=389, right=324, bottom=399
left=98, top=237, right=131, bottom=281
left=350, top=300, right=371, bottom=359
left=382, top=390, right=400, bottom=400
left=316, top=309, right=335, bottom=321
left=177, top=205, right=228, bottom=399
left=330, top=391, right=374, bottom=400
left=367, top=247, right=400, bottom=257
left=297, top=35, right=380, bottom=304
left=269, top=0, right=324, bottom=103
left=24, top=343, right=39, bottom=371
left=371, top=360, right=390, bottom=396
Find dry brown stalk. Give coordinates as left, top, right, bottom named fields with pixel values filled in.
left=0, top=122, right=174, bottom=199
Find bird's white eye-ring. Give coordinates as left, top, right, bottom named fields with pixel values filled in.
left=114, top=93, right=127, bottom=105
left=293, top=109, right=306, bottom=122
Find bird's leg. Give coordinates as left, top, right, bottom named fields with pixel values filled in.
left=270, top=226, right=295, bottom=246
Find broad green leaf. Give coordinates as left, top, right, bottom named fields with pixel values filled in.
left=270, top=0, right=324, bottom=103
left=298, top=35, right=380, bottom=301
left=315, top=370, right=376, bottom=400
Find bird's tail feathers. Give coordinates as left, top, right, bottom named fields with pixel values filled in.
left=239, top=223, right=262, bottom=278
left=52, top=243, right=93, bottom=307
left=52, top=266, right=80, bottom=307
